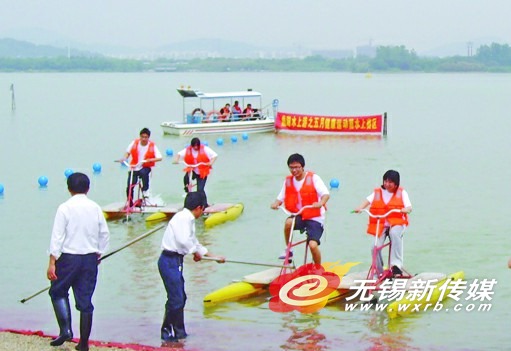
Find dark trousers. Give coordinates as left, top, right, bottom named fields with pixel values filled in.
left=49, top=253, right=98, bottom=313
left=158, top=251, right=187, bottom=340
left=158, top=252, right=186, bottom=311
left=126, top=167, right=151, bottom=200
left=183, top=172, right=208, bottom=206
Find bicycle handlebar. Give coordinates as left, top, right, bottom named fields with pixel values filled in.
left=182, top=161, right=210, bottom=168
left=279, top=205, right=316, bottom=217
left=356, top=208, right=403, bottom=218
left=116, top=159, right=148, bottom=169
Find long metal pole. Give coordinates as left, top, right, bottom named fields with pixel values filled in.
left=201, top=256, right=294, bottom=269
left=19, top=223, right=166, bottom=304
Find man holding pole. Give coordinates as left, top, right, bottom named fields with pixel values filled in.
left=158, top=192, right=224, bottom=342
left=47, top=172, right=110, bottom=351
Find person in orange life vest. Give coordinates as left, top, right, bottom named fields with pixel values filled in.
left=354, top=170, right=412, bottom=277
left=231, top=100, right=242, bottom=121
left=270, top=153, right=330, bottom=265
left=121, top=128, right=162, bottom=204
left=218, top=103, right=231, bottom=121
left=242, top=103, right=253, bottom=120
left=173, top=137, right=218, bottom=207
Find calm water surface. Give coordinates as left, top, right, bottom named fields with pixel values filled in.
left=0, top=72, right=510, bottom=351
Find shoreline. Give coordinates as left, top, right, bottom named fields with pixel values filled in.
left=0, top=330, right=186, bottom=351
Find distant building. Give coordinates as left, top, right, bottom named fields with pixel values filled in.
left=356, top=45, right=377, bottom=58
left=256, top=50, right=310, bottom=59
left=153, top=65, right=177, bottom=72
left=311, top=49, right=353, bottom=59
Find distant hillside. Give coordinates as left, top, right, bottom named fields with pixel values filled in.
left=0, top=38, right=100, bottom=58
left=0, top=37, right=272, bottom=59
left=155, top=38, right=265, bottom=57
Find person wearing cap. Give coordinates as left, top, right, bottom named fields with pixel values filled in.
left=47, top=172, right=110, bottom=351
left=354, top=170, right=412, bottom=277
left=158, top=192, right=225, bottom=343
left=173, top=137, right=217, bottom=207
left=120, top=127, right=163, bottom=204
left=270, top=153, right=330, bottom=265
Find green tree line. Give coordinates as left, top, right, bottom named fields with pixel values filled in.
left=2, top=43, right=511, bottom=73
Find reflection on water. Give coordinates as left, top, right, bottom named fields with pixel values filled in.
left=124, top=225, right=161, bottom=308
left=274, top=132, right=384, bottom=145
left=364, top=312, right=418, bottom=351
left=280, top=314, right=328, bottom=351
left=203, top=295, right=269, bottom=320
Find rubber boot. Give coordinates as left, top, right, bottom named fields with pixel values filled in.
left=160, top=310, right=176, bottom=342
left=50, top=298, right=73, bottom=346
left=75, top=312, right=93, bottom=351
left=172, top=308, right=187, bottom=340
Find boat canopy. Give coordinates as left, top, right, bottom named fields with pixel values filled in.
left=177, top=89, right=262, bottom=99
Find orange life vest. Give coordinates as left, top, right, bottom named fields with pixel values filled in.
left=284, top=172, right=322, bottom=220
left=130, top=139, right=156, bottom=168
left=183, top=145, right=211, bottom=178
left=367, top=187, right=408, bottom=236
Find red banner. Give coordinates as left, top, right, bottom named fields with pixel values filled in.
left=275, top=112, right=384, bottom=134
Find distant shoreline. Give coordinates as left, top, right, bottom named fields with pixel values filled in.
left=2, top=46, right=511, bottom=73
left=3, top=37, right=511, bottom=73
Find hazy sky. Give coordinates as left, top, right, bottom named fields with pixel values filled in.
left=1, top=0, right=510, bottom=52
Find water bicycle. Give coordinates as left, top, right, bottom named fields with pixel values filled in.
left=203, top=205, right=353, bottom=305
left=203, top=207, right=464, bottom=319
left=179, top=161, right=244, bottom=228
left=350, top=209, right=465, bottom=318
left=102, top=160, right=182, bottom=222
left=103, top=161, right=243, bottom=226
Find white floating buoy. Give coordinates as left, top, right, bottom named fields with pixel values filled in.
left=38, top=176, right=49, bottom=187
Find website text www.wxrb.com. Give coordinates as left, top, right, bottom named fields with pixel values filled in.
left=344, top=301, right=492, bottom=313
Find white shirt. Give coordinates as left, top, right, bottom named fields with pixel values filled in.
left=177, top=146, right=218, bottom=175
left=49, top=194, right=110, bottom=259
left=276, top=172, right=330, bottom=224
left=126, top=141, right=162, bottom=171
left=161, top=208, right=208, bottom=256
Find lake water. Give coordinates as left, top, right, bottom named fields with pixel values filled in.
left=0, top=72, right=509, bottom=351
